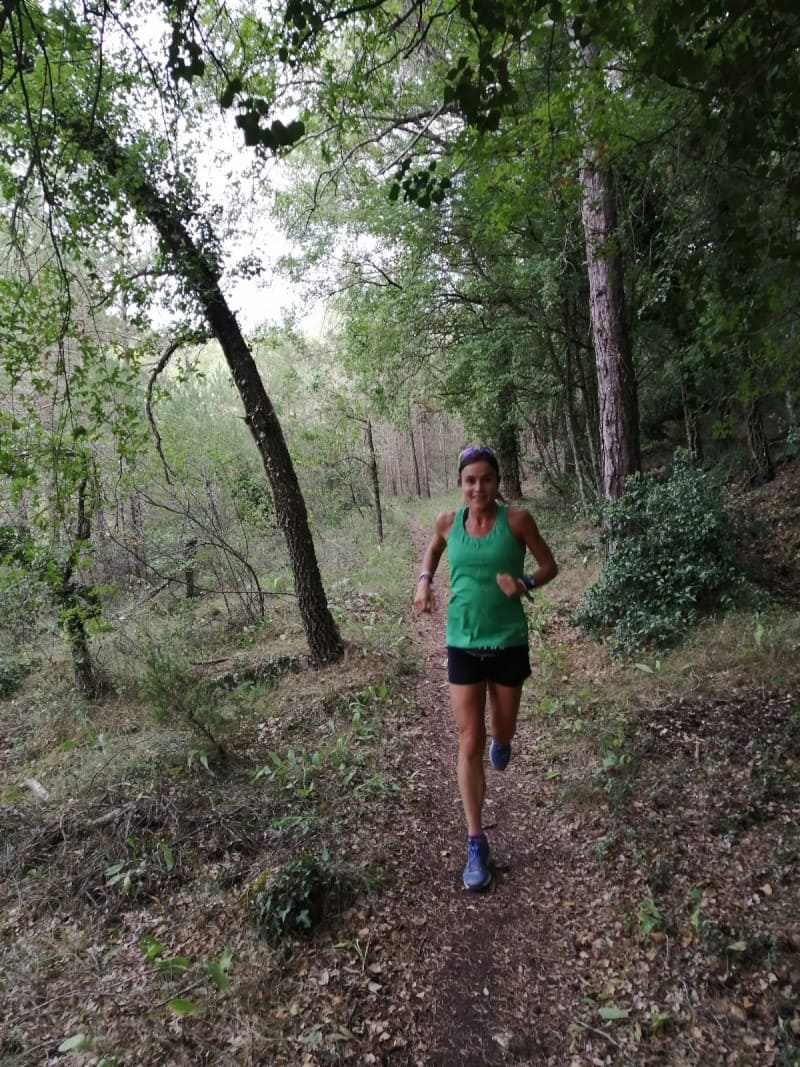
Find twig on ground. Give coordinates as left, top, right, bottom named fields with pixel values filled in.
left=167, top=803, right=251, bottom=849
left=573, top=1020, right=623, bottom=1049
left=155, top=977, right=207, bottom=1008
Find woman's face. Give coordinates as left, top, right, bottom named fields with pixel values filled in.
left=459, top=460, right=499, bottom=506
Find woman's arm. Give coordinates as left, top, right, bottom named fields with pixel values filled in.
left=497, top=508, right=558, bottom=598
left=413, top=511, right=454, bottom=614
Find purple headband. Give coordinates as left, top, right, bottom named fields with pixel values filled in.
left=458, top=444, right=499, bottom=474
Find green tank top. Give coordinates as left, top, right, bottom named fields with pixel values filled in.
left=445, top=505, right=528, bottom=649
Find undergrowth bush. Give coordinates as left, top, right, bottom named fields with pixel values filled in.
left=0, top=655, right=30, bottom=699
left=573, top=456, right=743, bottom=654
left=136, top=640, right=227, bottom=756
left=251, top=854, right=353, bottom=943
left=0, top=565, right=53, bottom=647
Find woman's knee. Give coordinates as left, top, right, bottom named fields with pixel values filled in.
left=457, top=724, right=487, bottom=760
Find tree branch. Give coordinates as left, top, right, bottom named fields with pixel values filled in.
left=145, top=339, right=181, bottom=486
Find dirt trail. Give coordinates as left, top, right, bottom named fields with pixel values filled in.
left=405, top=518, right=582, bottom=1065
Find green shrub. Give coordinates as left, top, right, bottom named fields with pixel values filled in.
left=0, top=655, right=29, bottom=699
left=136, top=640, right=226, bottom=755
left=573, top=455, right=743, bottom=654
left=0, top=565, right=52, bottom=647
left=251, top=854, right=352, bottom=943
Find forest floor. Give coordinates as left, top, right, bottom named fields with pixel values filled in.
left=2, top=463, right=800, bottom=1065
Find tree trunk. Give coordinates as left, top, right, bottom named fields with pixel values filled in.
left=746, top=398, right=775, bottom=485
left=573, top=339, right=603, bottom=496
left=441, top=420, right=450, bottom=490
left=529, top=427, right=566, bottom=496
left=546, top=320, right=587, bottom=500
left=785, top=390, right=798, bottom=442
left=564, top=284, right=602, bottom=496
left=84, top=127, right=342, bottom=665
left=564, top=394, right=587, bottom=506
left=681, top=373, right=703, bottom=464
left=184, top=536, right=198, bottom=598
left=59, top=477, right=101, bottom=697
left=500, top=448, right=523, bottom=499
left=563, top=329, right=594, bottom=504
left=63, top=606, right=98, bottom=696
left=578, top=45, right=640, bottom=503
left=365, top=418, right=384, bottom=543
left=129, top=492, right=147, bottom=578
left=409, top=413, right=422, bottom=497
left=491, top=381, right=522, bottom=498
left=562, top=408, right=576, bottom=477
left=388, top=427, right=400, bottom=496
left=420, top=426, right=431, bottom=498
left=498, top=432, right=523, bottom=498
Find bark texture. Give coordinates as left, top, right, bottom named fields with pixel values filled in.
left=746, top=398, right=774, bottom=486
left=59, top=477, right=102, bottom=697
left=409, top=412, right=422, bottom=498
left=496, top=384, right=523, bottom=499
left=681, top=373, right=703, bottom=464
left=578, top=46, right=640, bottom=502
left=365, top=418, right=384, bottom=544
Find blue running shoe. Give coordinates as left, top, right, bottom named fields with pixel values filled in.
left=489, top=739, right=512, bottom=771
left=463, top=834, right=491, bottom=891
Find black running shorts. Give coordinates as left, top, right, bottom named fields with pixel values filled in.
left=447, top=644, right=531, bottom=686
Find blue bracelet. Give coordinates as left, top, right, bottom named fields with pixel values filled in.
left=522, top=575, right=536, bottom=590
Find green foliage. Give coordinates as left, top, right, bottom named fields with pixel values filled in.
left=139, top=934, right=233, bottom=1016
left=58, top=1034, right=92, bottom=1053
left=234, top=467, right=276, bottom=530
left=574, top=457, right=743, bottom=654
left=687, top=885, right=706, bottom=935
left=136, top=642, right=198, bottom=719
left=637, top=897, right=663, bottom=938
left=595, top=728, right=634, bottom=808
left=104, top=859, right=139, bottom=893
left=777, top=1014, right=800, bottom=1067
left=0, top=655, right=31, bottom=699
left=253, top=744, right=326, bottom=799
left=135, top=639, right=226, bottom=754
left=251, top=854, right=350, bottom=943
left=252, top=682, right=391, bottom=801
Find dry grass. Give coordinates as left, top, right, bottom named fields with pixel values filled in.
left=1, top=635, right=421, bottom=1064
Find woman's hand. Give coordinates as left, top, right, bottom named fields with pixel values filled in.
left=413, top=579, right=434, bottom=614
left=496, top=573, right=525, bottom=598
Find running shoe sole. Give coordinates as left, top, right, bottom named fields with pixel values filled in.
left=489, top=739, right=511, bottom=771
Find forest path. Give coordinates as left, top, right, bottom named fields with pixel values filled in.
left=403, top=518, right=589, bottom=1065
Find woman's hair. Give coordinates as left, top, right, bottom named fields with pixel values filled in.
left=457, top=444, right=500, bottom=476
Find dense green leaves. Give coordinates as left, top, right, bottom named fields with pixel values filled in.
left=263, top=0, right=799, bottom=498
left=252, top=853, right=351, bottom=943
left=573, top=456, right=744, bottom=654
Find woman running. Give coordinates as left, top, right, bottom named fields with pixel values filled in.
left=413, top=444, right=558, bottom=890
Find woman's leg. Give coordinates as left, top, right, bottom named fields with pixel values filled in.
left=449, top=681, right=488, bottom=835
left=487, top=681, right=524, bottom=747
